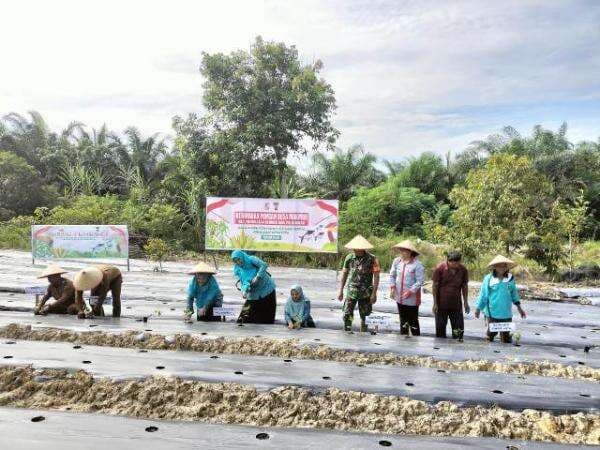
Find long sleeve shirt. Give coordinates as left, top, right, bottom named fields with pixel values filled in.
left=186, top=275, right=223, bottom=312
left=476, top=273, right=521, bottom=319
left=40, top=278, right=75, bottom=308
left=389, top=257, right=425, bottom=306
left=232, top=251, right=276, bottom=301
left=75, top=265, right=122, bottom=312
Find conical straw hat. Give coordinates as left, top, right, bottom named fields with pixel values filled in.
left=344, top=235, right=374, bottom=250
left=187, top=262, right=217, bottom=275
left=392, top=239, right=420, bottom=255
left=73, top=267, right=103, bottom=291
left=487, top=255, right=516, bottom=269
left=37, top=265, right=68, bottom=279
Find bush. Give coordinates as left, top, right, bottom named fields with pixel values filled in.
left=144, top=238, right=171, bottom=271
left=340, top=178, right=437, bottom=240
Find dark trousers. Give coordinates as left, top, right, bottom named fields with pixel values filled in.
left=397, top=304, right=420, bottom=336
left=435, top=309, right=464, bottom=339
left=91, top=274, right=122, bottom=318
left=237, top=289, right=277, bottom=324
left=487, top=317, right=512, bottom=343
left=197, top=305, right=221, bottom=322
left=43, top=302, right=79, bottom=315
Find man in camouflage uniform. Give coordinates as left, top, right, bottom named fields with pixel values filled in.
left=337, top=235, right=380, bottom=332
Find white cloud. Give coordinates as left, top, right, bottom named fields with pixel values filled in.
left=1, top=0, right=599, bottom=160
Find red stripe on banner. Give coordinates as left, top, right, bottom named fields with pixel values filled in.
left=33, top=226, right=53, bottom=238
left=108, top=226, right=127, bottom=238
left=315, top=200, right=338, bottom=215
left=207, top=198, right=229, bottom=214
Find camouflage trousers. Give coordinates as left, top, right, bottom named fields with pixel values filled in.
left=343, top=295, right=372, bottom=331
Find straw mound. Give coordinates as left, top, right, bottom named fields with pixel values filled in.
left=1, top=324, right=598, bottom=382
left=0, top=366, right=598, bottom=445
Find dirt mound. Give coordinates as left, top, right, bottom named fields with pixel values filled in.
left=1, top=324, right=598, bottom=382
left=0, top=366, right=597, bottom=445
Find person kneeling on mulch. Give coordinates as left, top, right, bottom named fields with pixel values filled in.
left=285, top=285, right=315, bottom=329
left=185, top=262, right=223, bottom=322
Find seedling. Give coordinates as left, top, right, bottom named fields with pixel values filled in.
left=513, top=331, right=522, bottom=346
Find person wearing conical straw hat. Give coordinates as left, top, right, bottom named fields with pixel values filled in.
left=73, top=264, right=122, bottom=319
left=35, top=265, right=77, bottom=316
left=185, top=262, right=223, bottom=322
left=338, top=235, right=380, bottom=332
left=389, top=240, right=425, bottom=336
left=475, top=255, right=526, bottom=343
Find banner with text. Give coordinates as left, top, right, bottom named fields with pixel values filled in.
left=32, top=225, right=129, bottom=259
left=205, top=197, right=339, bottom=253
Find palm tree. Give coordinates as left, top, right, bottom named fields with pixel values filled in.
left=121, top=127, right=168, bottom=183
left=309, top=144, right=381, bottom=202
left=382, top=159, right=404, bottom=176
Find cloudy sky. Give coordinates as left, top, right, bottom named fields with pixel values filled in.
left=2, top=0, right=599, bottom=163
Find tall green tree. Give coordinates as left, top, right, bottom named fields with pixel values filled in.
left=309, top=144, right=383, bottom=202
left=396, top=152, right=452, bottom=201
left=200, top=36, right=339, bottom=197
left=0, top=151, right=58, bottom=219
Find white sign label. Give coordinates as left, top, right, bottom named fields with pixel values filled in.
left=366, top=315, right=394, bottom=330
left=488, top=322, right=516, bottom=332
left=25, top=286, right=47, bottom=295
left=213, top=306, right=237, bottom=317
left=32, top=224, right=129, bottom=259
left=86, top=296, right=112, bottom=306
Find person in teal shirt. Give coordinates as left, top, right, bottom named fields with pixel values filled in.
left=285, top=285, right=315, bottom=329
left=475, top=255, right=527, bottom=343
left=185, top=262, right=223, bottom=322
left=231, top=250, right=276, bottom=324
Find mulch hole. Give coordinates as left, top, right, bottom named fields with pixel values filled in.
left=88, top=324, right=98, bottom=328
left=82, top=361, right=92, bottom=364
left=437, top=369, right=446, bottom=373
left=138, top=350, right=148, bottom=353
left=31, top=416, right=45, bottom=423
left=156, top=366, right=165, bottom=370
left=493, top=350, right=501, bottom=353
left=283, top=359, right=293, bottom=363
left=73, top=345, right=82, bottom=349
left=314, top=339, right=321, bottom=341
left=374, top=342, right=381, bottom=346
left=580, top=394, right=591, bottom=398
left=145, top=426, right=158, bottom=432
left=145, top=329, right=152, bottom=332
left=379, top=441, right=392, bottom=447
left=578, top=362, right=585, bottom=365
left=234, top=371, right=243, bottom=375
left=492, top=390, right=503, bottom=394
left=322, top=376, right=331, bottom=380
left=433, top=347, right=440, bottom=350
left=201, top=332, right=207, bottom=335
left=559, top=354, right=566, bottom=358
left=210, top=355, right=219, bottom=359
left=5, top=341, right=16, bottom=345
left=3, top=356, right=13, bottom=359
left=237, top=323, right=243, bottom=327
left=405, top=382, right=414, bottom=387
left=256, top=432, right=269, bottom=440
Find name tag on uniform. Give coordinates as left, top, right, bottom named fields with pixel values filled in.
left=488, top=322, right=515, bottom=333
left=25, top=286, right=47, bottom=295
left=213, top=306, right=237, bottom=317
